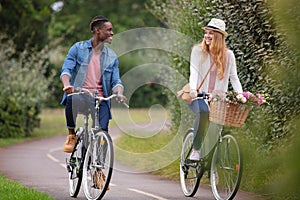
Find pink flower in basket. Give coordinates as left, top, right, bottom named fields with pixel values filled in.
left=256, top=93, right=265, bottom=106
left=211, top=90, right=267, bottom=107
left=242, top=91, right=252, bottom=99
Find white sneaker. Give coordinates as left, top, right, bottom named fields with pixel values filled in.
left=189, top=150, right=200, bottom=161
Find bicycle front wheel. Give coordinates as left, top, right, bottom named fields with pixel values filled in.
left=180, top=129, right=202, bottom=197
left=68, top=128, right=85, bottom=197
left=210, top=134, right=243, bottom=200
left=82, top=131, right=114, bottom=200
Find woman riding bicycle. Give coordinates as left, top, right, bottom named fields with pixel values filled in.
left=188, top=18, right=243, bottom=161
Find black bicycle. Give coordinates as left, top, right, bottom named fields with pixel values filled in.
left=66, top=88, right=128, bottom=200
left=180, top=95, right=243, bottom=200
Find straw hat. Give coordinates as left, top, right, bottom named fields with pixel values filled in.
left=202, top=18, right=228, bottom=36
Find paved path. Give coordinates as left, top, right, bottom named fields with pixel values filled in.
left=0, top=125, right=264, bottom=200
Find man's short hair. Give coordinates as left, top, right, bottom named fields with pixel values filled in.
left=90, top=16, right=109, bottom=32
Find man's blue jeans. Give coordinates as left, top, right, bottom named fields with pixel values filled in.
left=65, top=94, right=110, bottom=131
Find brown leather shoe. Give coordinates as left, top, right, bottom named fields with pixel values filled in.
left=62, top=135, right=77, bottom=153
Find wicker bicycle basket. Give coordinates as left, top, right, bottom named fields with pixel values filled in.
left=209, top=101, right=251, bottom=128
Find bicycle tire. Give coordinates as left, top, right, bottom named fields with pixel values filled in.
left=210, top=134, right=243, bottom=200
left=180, top=129, right=203, bottom=197
left=68, top=128, right=85, bottom=197
left=82, top=130, right=114, bottom=200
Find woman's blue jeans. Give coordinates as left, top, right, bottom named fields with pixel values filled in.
left=65, top=94, right=110, bottom=131
left=188, top=99, right=210, bottom=150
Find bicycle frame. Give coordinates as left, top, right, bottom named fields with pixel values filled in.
left=67, top=88, right=127, bottom=199
left=73, top=89, right=116, bottom=158
left=184, top=125, right=223, bottom=169
left=88, top=97, right=105, bottom=171
left=83, top=114, right=89, bottom=150
left=180, top=91, right=243, bottom=199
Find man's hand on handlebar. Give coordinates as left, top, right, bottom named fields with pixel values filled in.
left=63, top=85, right=74, bottom=94
left=115, top=93, right=127, bottom=104
left=113, top=86, right=127, bottom=104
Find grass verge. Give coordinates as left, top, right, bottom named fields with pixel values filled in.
left=0, top=174, right=54, bottom=200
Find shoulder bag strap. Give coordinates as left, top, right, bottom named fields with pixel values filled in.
left=196, top=62, right=214, bottom=92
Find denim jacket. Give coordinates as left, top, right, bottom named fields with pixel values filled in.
left=60, top=39, right=123, bottom=107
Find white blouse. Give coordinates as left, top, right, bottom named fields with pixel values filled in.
left=189, top=45, right=243, bottom=94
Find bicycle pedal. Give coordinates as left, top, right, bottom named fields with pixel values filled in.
left=187, top=159, right=200, bottom=164
left=65, top=158, right=75, bottom=172
left=66, top=164, right=72, bottom=173
left=94, top=164, right=105, bottom=170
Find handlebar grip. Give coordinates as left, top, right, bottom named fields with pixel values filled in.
left=197, top=93, right=209, bottom=98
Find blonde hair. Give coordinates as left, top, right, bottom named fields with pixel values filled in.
left=201, top=31, right=226, bottom=79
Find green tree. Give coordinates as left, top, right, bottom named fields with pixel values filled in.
left=48, top=0, right=160, bottom=47
left=0, top=0, right=55, bottom=53
left=0, top=0, right=60, bottom=136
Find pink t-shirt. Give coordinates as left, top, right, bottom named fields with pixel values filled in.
left=208, top=64, right=217, bottom=93
left=82, top=51, right=104, bottom=97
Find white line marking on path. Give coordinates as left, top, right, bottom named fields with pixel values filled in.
left=49, top=147, right=61, bottom=153
left=128, top=188, right=168, bottom=200
left=47, top=153, right=59, bottom=162
left=47, top=147, right=67, bottom=168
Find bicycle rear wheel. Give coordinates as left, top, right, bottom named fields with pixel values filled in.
left=210, top=134, right=243, bottom=200
left=180, top=129, right=203, bottom=197
left=82, top=131, right=114, bottom=200
left=68, top=128, right=85, bottom=197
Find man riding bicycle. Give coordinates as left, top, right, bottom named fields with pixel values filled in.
left=60, top=15, right=126, bottom=153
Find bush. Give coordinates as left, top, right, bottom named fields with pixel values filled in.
left=0, top=35, right=55, bottom=137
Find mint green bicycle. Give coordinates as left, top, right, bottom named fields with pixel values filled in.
left=180, top=95, right=243, bottom=200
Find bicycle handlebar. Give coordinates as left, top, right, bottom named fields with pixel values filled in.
left=68, top=87, right=129, bottom=108
left=192, top=93, right=210, bottom=101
